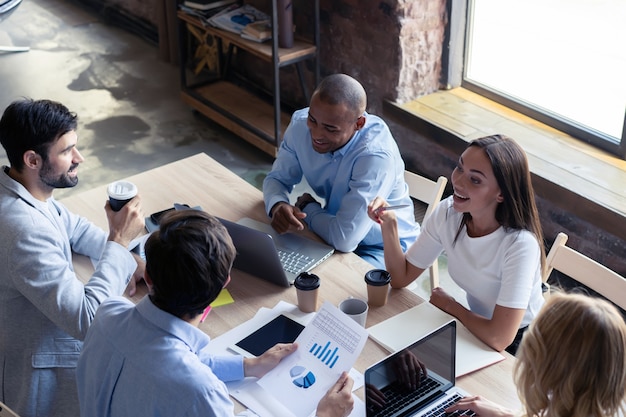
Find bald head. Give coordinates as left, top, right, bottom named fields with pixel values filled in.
left=313, top=74, right=367, bottom=119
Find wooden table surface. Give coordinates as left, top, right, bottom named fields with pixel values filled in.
left=61, top=153, right=521, bottom=410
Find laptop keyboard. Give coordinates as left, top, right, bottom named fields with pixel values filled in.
left=373, top=382, right=475, bottom=417
left=374, top=376, right=441, bottom=417
left=277, top=249, right=313, bottom=274
left=424, top=393, right=475, bottom=416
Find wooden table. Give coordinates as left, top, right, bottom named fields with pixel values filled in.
left=61, top=152, right=521, bottom=410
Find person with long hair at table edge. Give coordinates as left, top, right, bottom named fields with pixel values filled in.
left=446, top=292, right=626, bottom=417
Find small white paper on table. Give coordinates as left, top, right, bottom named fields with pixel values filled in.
left=367, top=302, right=505, bottom=377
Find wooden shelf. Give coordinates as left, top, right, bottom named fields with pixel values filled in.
left=177, top=11, right=316, bottom=66
left=181, top=81, right=291, bottom=157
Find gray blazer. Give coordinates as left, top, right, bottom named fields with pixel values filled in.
left=0, top=168, right=137, bottom=417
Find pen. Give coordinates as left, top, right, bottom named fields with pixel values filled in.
left=375, top=204, right=410, bottom=214
left=200, top=306, right=212, bottom=323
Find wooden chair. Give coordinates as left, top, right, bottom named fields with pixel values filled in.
left=543, top=232, right=626, bottom=311
left=0, top=0, right=29, bottom=53
left=0, top=400, right=20, bottom=417
left=404, top=170, right=448, bottom=291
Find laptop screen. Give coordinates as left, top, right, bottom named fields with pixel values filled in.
left=365, top=321, right=456, bottom=417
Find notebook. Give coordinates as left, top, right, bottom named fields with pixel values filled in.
left=218, top=217, right=334, bottom=287
left=365, top=321, right=475, bottom=417
left=367, top=302, right=505, bottom=377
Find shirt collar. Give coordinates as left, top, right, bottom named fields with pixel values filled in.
left=1, top=165, right=55, bottom=212
left=136, top=296, right=211, bottom=354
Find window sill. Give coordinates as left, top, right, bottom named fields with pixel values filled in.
left=384, top=88, right=626, bottom=241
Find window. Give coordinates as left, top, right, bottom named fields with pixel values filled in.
left=459, top=0, right=626, bottom=159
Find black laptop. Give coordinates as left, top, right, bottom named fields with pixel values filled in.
left=365, top=321, right=474, bottom=417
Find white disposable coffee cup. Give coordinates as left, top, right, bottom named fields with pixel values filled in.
left=338, top=297, right=368, bottom=327
left=107, top=180, right=137, bottom=211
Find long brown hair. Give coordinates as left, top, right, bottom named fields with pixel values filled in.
left=455, top=134, right=545, bottom=270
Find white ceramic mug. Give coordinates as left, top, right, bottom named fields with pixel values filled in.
left=338, top=297, right=368, bottom=327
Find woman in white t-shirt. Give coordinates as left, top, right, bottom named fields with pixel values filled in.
left=368, top=135, right=545, bottom=354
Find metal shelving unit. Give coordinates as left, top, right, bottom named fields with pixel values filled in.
left=177, top=0, right=319, bottom=157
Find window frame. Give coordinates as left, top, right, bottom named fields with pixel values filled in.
left=444, top=1, right=626, bottom=159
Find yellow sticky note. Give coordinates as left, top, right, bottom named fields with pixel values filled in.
left=210, top=288, right=234, bottom=308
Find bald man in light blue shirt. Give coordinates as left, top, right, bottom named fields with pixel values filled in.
left=264, top=74, right=419, bottom=268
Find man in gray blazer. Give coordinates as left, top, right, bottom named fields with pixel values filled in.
left=0, top=99, right=146, bottom=417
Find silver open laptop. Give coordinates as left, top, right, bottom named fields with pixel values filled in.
left=218, top=217, right=334, bottom=287
left=365, top=321, right=475, bottom=417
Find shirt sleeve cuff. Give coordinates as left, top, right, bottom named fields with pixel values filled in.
left=102, top=241, right=137, bottom=284
left=209, top=354, right=245, bottom=382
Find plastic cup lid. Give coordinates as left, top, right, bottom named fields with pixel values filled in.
left=294, top=272, right=320, bottom=290
left=107, top=181, right=137, bottom=199
left=364, top=269, right=391, bottom=286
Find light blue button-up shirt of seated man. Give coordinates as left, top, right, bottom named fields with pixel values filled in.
left=76, top=296, right=242, bottom=417
left=263, top=108, right=420, bottom=269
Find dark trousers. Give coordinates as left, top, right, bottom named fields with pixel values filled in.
left=505, top=325, right=528, bottom=356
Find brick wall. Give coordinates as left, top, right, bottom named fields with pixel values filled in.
left=236, top=0, right=446, bottom=112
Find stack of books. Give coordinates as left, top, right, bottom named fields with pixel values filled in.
left=183, top=0, right=238, bottom=11
left=241, top=20, right=271, bottom=43
left=179, top=0, right=239, bottom=20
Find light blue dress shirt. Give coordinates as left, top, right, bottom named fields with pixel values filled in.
left=76, top=296, right=244, bottom=417
left=263, top=108, right=420, bottom=257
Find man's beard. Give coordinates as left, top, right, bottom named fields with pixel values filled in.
left=39, top=161, right=79, bottom=189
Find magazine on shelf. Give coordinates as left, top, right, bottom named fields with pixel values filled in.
left=208, top=4, right=270, bottom=34
left=183, top=0, right=238, bottom=11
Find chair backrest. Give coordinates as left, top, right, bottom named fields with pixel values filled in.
left=404, top=171, right=447, bottom=222
left=543, top=232, right=626, bottom=311
left=0, top=0, right=23, bottom=19
left=404, top=171, right=448, bottom=291
left=0, top=400, right=20, bottom=417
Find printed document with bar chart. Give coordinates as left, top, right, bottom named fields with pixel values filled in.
left=257, top=301, right=368, bottom=417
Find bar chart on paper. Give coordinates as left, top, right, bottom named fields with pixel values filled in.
left=308, top=340, right=340, bottom=368
left=300, top=307, right=363, bottom=372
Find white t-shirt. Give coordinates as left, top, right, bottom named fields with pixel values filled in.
left=406, top=196, right=544, bottom=327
